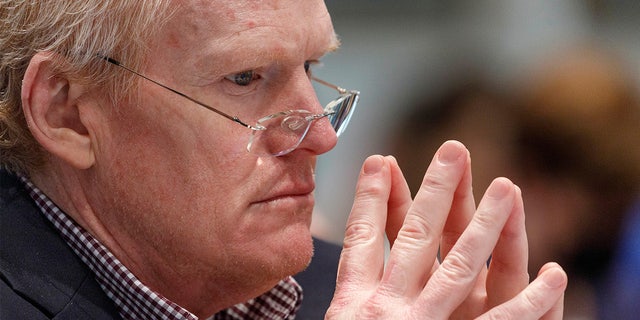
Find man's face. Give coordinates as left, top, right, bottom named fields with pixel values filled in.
left=82, top=0, right=338, bottom=301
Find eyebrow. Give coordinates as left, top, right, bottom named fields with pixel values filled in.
left=201, top=33, right=342, bottom=79
left=326, top=32, right=342, bottom=54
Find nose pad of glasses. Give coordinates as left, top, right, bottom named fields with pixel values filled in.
left=247, top=112, right=315, bottom=156
left=271, top=117, right=313, bottom=156
left=281, top=115, right=308, bottom=131
left=275, top=112, right=334, bottom=156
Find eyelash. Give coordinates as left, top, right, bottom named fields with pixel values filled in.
left=305, top=59, right=322, bottom=76
left=226, top=70, right=260, bottom=87
left=226, top=60, right=321, bottom=87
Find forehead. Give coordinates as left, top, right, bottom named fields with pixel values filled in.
left=156, top=0, right=338, bottom=71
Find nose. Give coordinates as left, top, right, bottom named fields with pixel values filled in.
left=283, top=71, right=338, bottom=156
left=300, top=111, right=338, bottom=155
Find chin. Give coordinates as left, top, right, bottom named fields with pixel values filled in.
left=281, top=224, right=315, bottom=271
left=226, top=208, right=314, bottom=281
left=258, top=224, right=315, bottom=279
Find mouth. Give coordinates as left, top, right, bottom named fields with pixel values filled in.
left=249, top=161, right=317, bottom=210
left=253, top=190, right=314, bottom=206
left=250, top=181, right=316, bottom=210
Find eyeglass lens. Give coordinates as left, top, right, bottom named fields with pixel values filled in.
left=248, top=90, right=359, bottom=156
left=326, top=92, right=359, bottom=137
left=249, top=110, right=315, bottom=156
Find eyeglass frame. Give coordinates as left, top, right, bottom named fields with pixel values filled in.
left=98, top=55, right=359, bottom=156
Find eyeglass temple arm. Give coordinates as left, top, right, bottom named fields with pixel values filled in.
left=312, top=76, right=349, bottom=94
left=97, top=55, right=259, bottom=130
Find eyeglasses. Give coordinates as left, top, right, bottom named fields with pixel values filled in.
left=100, top=56, right=360, bottom=156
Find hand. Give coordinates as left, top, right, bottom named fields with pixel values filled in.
left=327, top=140, right=567, bottom=319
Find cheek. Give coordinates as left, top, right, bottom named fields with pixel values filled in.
left=101, top=119, right=252, bottom=223
left=87, top=95, right=317, bottom=277
left=89, top=96, right=260, bottom=253
left=92, top=133, right=261, bottom=274
left=95, top=90, right=253, bottom=195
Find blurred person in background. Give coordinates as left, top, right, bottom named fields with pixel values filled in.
left=392, top=45, right=640, bottom=319
left=392, top=74, right=518, bottom=202
left=511, top=45, right=640, bottom=319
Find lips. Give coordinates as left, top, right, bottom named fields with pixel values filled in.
left=262, top=191, right=313, bottom=204
left=251, top=181, right=316, bottom=207
left=249, top=160, right=317, bottom=208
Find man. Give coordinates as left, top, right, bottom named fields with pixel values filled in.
left=0, top=1, right=566, bottom=319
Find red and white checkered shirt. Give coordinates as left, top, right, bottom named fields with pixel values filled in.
left=19, top=176, right=302, bottom=320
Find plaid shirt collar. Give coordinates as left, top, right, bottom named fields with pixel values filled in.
left=19, top=176, right=302, bottom=320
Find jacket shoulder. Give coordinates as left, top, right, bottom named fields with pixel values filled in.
left=0, top=169, right=121, bottom=319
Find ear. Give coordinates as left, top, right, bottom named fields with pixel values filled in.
left=21, top=52, right=95, bottom=169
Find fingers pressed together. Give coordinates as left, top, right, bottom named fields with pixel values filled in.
left=328, top=140, right=567, bottom=320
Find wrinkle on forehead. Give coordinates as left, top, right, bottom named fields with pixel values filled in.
left=177, top=0, right=332, bottom=33
left=161, top=0, right=338, bottom=75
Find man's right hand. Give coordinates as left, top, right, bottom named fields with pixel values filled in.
left=327, top=141, right=566, bottom=319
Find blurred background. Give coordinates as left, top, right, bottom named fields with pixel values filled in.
left=310, top=1, right=640, bottom=319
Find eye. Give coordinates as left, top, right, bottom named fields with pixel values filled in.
left=304, top=61, right=311, bottom=74
left=225, top=70, right=259, bottom=86
left=304, top=60, right=321, bottom=77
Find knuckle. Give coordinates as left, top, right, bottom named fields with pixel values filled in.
left=484, top=309, right=514, bottom=320
left=343, top=218, right=378, bottom=249
left=439, top=250, right=476, bottom=286
left=326, top=295, right=389, bottom=320
left=472, top=204, right=508, bottom=240
left=396, top=213, right=435, bottom=243
left=360, top=295, right=388, bottom=319
left=521, top=288, right=547, bottom=312
left=419, top=171, right=452, bottom=195
left=473, top=207, right=497, bottom=230
left=356, top=179, right=388, bottom=200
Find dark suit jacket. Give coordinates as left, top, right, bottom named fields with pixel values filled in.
left=294, top=237, right=342, bottom=319
left=0, top=170, right=121, bottom=319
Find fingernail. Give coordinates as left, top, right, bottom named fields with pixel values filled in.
left=363, top=155, right=384, bottom=175
left=386, top=155, right=397, bottom=164
left=487, top=177, right=512, bottom=199
left=437, top=141, right=463, bottom=165
left=542, top=267, right=566, bottom=288
left=514, top=185, right=522, bottom=196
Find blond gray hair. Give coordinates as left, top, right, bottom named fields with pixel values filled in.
left=1, top=0, right=173, bottom=174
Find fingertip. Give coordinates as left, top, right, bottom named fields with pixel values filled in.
left=437, top=140, right=467, bottom=165
left=511, top=184, right=524, bottom=213
left=385, top=154, right=398, bottom=166
left=363, top=155, right=385, bottom=175
left=540, top=263, right=568, bottom=289
left=494, top=176, right=514, bottom=185
left=443, top=139, right=466, bottom=149
left=385, top=155, right=405, bottom=178
left=486, top=177, right=514, bottom=199
left=537, top=262, right=562, bottom=274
